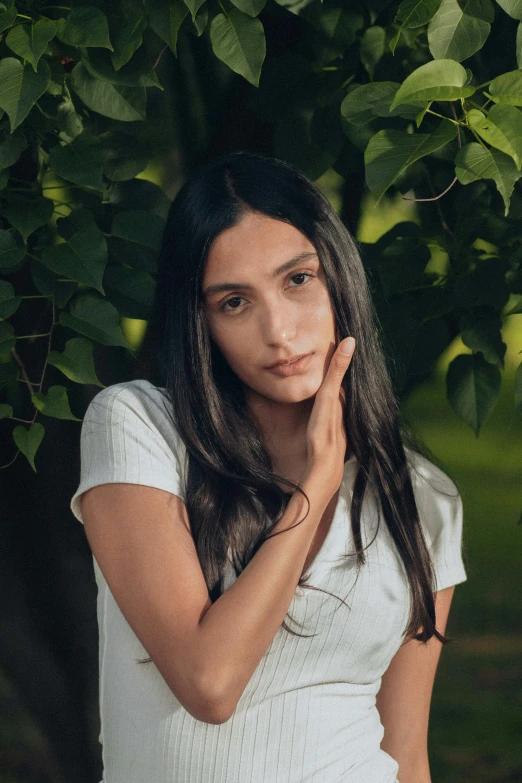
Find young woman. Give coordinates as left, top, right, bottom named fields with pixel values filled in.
left=70, top=150, right=467, bottom=783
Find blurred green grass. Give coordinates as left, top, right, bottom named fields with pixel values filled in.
left=403, top=365, right=522, bottom=783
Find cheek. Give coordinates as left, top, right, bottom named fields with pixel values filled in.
left=210, top=326, right=253, bottom=378
left=299, top=292, right=336, bottom=337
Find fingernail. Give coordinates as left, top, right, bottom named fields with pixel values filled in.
left=340, top=337, right=354, bottom=355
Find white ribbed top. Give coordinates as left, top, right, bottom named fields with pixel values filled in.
left=70, top=379, right=467, bottom=783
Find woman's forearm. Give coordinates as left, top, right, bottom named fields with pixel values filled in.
left=196, top=472, right=332, bottom=718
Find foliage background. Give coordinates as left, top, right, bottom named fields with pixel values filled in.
left=0, top=0, right=521, bottom=781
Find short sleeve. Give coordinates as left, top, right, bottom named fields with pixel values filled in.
left=407, top=450, right=468, bottom=592
left=70, top=381, right=186, bottom=525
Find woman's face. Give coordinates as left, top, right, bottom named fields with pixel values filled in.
left=202, top=210, right=338, bottom=405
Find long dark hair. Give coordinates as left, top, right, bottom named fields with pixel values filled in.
left=134, top=150, right=460, bottom=662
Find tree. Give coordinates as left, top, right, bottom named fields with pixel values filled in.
left=0, top=0, right=520, bottom=780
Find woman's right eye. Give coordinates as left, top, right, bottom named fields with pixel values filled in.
left=219, top=296, right=245, bottom=313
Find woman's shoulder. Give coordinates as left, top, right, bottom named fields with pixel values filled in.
left=404, top=446, right=459, bottom=497
left=82, top=378, right=184, bottom=454
left=403, top=447, right=467, bottom=590
left=71, top=380, right=187, bottom=524
left=87, top=377, right=167, bottom=407
left=85, top=378, right=169, bottom=421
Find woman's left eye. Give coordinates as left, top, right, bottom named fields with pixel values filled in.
left=289, top=272, right=314, bottom=287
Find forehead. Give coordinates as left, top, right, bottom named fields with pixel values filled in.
left=203, top=211, right=316, bottom=281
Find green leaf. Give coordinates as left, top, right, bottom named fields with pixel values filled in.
left=378, top=244, right=431, bottom=297
left=391, top=0, right=443, bottom=53
left=55, top=6, right=113, bottom=50
left=389, top=59, right=475, bottom=110
left=0, top=5, right=17, bottom=34
left=488, top=69, right=522, bottom=105
left=467, top=104, right=522, bottom=169
left=0, top=57, right=50, bottom=132
left=210, top=8, right=266, bottom=87
left=192, top=4, right=208, bottom=35
left=360, top=26, right=386, bottom=79
left=0, top=359, right=19, bottom=388
left=428, top=0, right=491, bottom=61
left=446, top=352, right=501, bottom=435
left=504, top=296, right=522, bottom=315
left=342, top=82, right=398, bottom=126
left=3, top=195, right=54, bottom=242
left=5, top=18, right=56, bottom=71
left=148, top=0, right=189, bottom=57
left=29, top=256, right=77, bottom=306
left=49, top=133, right=107, bottom=190
left=107, top=178, right=171, bottom=217
left=59, top=294, right=133, bottom=349
left=341, top=81, right=427, bottom=126
left=183, top=0, right=207, bottom=22
left=47, top=337, right=105, bottom=387
left=455, top=141, right=522, bottom=215
left=453, top=257, right=510, bottom=310
left=515, top=360, right=522, bottom=417
left=272, top=0, right=316, bottom=11
left=109, top=210, right=164, bottom=272
left=32, top=385, right=81, bottom=421
left=395, top=0, right=443, bottom=27
left=71, top=62, right=146, bottom=121
left=55, top=96, right=83, bottom=141
left=365, top=120, right=457, bottom=202
left=103, top=264, right=156, bottom=320
left=0, top=125, right=27, bottom=168
left=110, top=14, right=147, bottom=70
left=229, top=0, right=267, bottom=16
left=0, top=403, right=14, bottom=419
left=517, top=21, right=522, bottom=67
left=0, top=320, right=15, bottom=355
left=45, top=56, right=66, bottom=96
left=389, top=28, right=401, bottom=54
left=0, top=279, right=20, bottom=319
left=81, top=46, right=162, bottom=90
left=99, top=130, right=150, bottom=182
left=495, top=0, right=522, bottom=20
left=300, top=4, right=364, bottom=46
left=12, top=422, right=44, bottom=472
left=460, top=307, right=507, bottom=367
left=274, top=103, right=338, bottom=181
left=169, top=0, right=190, bottom=55
left=457, top=0, right=495, bottom=23
left=0, top=229, right=25, bottom=270
left=41, top=209, right=108, bottom=294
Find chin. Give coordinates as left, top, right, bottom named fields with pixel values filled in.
left=260, top=376, right=321, bottom=403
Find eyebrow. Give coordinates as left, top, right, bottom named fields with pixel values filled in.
left=203, top=251, right=319, bottom=298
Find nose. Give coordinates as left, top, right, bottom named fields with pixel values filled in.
left=260, top=297, right=297, bottom=347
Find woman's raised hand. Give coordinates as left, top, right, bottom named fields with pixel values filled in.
left=302, top=337, right=355, bottom=501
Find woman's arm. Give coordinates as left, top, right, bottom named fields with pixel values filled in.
left=82, top=468, right=334, bottom=724
left=375, top=585, right=457, bottom=783
left=81, top=338, right=354, bottom=725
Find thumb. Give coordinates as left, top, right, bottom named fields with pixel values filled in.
left=326, top=337, right=355, bottom=384
left=337, top=336, right=355, bottom=359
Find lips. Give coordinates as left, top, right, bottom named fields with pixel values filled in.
left=265, top=352, right=312, bottom=369
left=265, top=352, right=314, bottom=376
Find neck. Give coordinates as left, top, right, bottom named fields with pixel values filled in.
left=245, top=389, right=314, bottom=469
left=244, top=388, right=353, bottom=476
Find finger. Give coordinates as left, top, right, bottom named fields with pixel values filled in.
left=322, top=337, right=355, bottom=391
